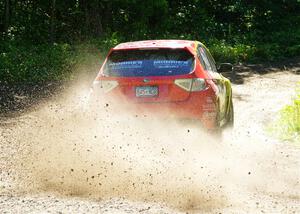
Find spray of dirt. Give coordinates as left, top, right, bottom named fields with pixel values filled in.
left=17, top=96, right=225, bottom=210
left=9, top=71, right=300, bottom=212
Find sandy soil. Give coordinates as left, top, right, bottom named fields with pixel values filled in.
left=0, top=67, right=300, bottom=213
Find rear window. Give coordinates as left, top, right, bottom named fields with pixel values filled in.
left=103, top=49, right=195, bottom=77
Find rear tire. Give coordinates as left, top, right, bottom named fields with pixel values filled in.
left=226, top=100, right=234, bottom=128
left=211, top=107, right=223, bottom=138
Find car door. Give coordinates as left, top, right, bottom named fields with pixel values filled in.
left=197, top=44, right=227, bottom=121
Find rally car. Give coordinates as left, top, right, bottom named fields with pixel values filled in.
left=92, top=40, right=234, bottom=130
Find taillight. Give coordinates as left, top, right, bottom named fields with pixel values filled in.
left=174, top=79, right=193, bottom=91
left=93, top=80, right=118, bottom=93
left=174, top=78, right=206, bottom=92
left=191, top=78, right=207, bottom=91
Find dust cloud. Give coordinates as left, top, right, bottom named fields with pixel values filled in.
left=11, top=73, right=300, bottom=213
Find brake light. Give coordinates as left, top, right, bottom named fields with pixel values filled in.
left=191, top=78, right=207, bottom=91
left=174, top=78, right=206, bottom=92
left=93, top=80, right=118, bottom=93
left=174, top=79, right=193, bottom=91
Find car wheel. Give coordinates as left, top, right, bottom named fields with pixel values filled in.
left=211, top=102, right=223, bottom=138
left=226, top=100, right=234, bottom=128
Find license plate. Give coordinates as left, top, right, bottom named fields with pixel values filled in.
left=136, top=86, right=158, bottom=97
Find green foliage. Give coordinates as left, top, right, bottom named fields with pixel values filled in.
left=271, top=84, right=300, bottom=143
left=0, top=0, right=300, bottom=83
left=96, top=33, right=124, bottom=51
left=0, top=41, right=76, bottom=83
left=0, top=38, right=123, bottom=84
left=208, top=40, right=256, bottom=63
left=1, top=0, right=299, bottom=44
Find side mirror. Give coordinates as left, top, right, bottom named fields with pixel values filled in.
left=217, top=63, right=233, bottom=73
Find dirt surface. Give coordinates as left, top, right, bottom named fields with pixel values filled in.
left=0, top=65, right=300, bottom=213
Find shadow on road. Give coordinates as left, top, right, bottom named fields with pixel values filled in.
left=223, top=57, right=300, bottom=84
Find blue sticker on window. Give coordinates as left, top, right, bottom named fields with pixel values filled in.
left=106, top=60, right=193, bottom=77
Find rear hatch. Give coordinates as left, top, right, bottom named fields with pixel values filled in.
left=100, top=48, right=196, bottom=102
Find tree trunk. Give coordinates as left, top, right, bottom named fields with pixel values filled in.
left=92, top=4, right=103, bottom=37
left=84, top=0, right=89, bottom=36
left=50, top=0, right=56, bottom=43
left=103, top=1, right=113, bottom=32
left=4, top=0, right=10, bottom=35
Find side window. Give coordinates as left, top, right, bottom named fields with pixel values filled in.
left=197, top=45, right=212, bottom=72
left=203, top=46, right=217, bottom=73
left=196, top=46, right=206, bottom=70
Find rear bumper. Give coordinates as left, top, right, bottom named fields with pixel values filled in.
left=92, top=84, right=219, bottom=129
left=134, top=91, right=218, bottom=129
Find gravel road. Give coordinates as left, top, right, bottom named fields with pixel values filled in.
left=0, top=66, right=300, bottom=213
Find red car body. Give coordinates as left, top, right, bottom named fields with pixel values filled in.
left=92, top=40, right=233, bottom=130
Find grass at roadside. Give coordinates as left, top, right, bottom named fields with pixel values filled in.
left=270, top=84, right=300, bottom=143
